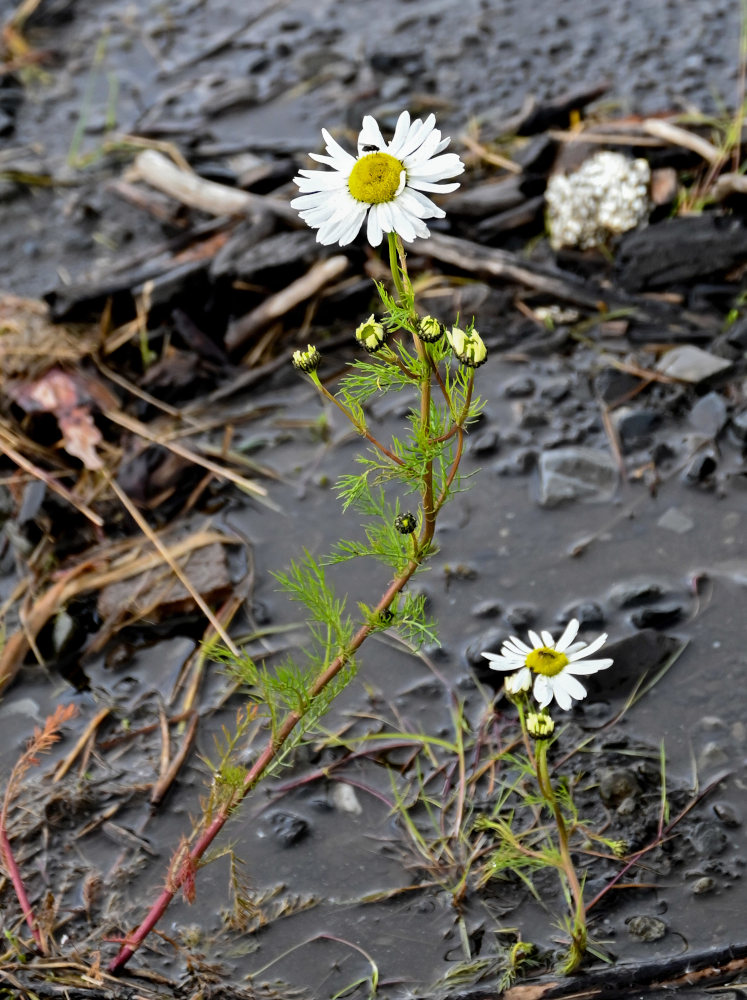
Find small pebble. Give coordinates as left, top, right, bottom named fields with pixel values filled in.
left=626, top=915, right=667, bottom=942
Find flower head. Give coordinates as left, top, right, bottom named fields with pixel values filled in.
left=446, top=324, right=487, bottom=368
left=291, top=111, right=464, bottom=247
left=394, top=512, right=417, bottom=535
left=482, top=619, right=613, bottom=711
left=526, top=711, right=555, bottom=740
left=355, top=315, right=387, bottom=353
left=292, top=344, right=321, bottom=373
left=417, top=316, right=443, bottom=343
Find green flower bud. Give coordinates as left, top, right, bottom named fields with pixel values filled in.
left=355, top=314, right=387, bottom=353
left=394, top=512, right=417, bottom=534
left=446, top=324, right=488, bottom=368
left=292, top=344, right=321, bottom=373
left=417, top=315, right=443, bottom=343
left=526, top=711, right=555, bottom=740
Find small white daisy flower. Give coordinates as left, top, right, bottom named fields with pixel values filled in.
left=482, top=619, right=613, bottom=711
left=291, top=110, right=464, bottom=247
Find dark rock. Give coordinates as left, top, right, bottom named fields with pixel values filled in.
left=269, top=811, right=310, bottom=847
left=731, top=408, right=747, bottom=441
left=504, top=376, right=535, bottom=398
left=713, top=802, right=742, bottom=828
left=616, top=409, right=661, bottom=450
left=611, top=580, right=665, bottom=608
left=587, top=629, right=682, bottom=697
left=598, top=767, right=640, bottom=807
left=593, top=367, right=640, bottom=405
left=631, top=604, right=684, bottom=629
left=689, top=392, right=728, bottom=436
left=626, top=914, right=667, bottom=941
left=469, top=430, right=500, bottom=456
left=537, top=446, right=618, bottom=506
left=725, top=315, right=747, bottom=350
left=617, top=215, right=747, bottom=290
left=562, top=601, right=605, bottom=629
left=684, top=450, right=718, bottom=484
left=464, top=627, right=504, bottom=669
left=540, top=378, right=571, bottom=403
left=689, top=820, right=728, bottom=858
left=504, top=605, right=536, bottom=629
left=472, top=600, right=502, bottom=619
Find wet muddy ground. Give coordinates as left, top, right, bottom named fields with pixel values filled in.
left=1, top=1, right=747, bottom=998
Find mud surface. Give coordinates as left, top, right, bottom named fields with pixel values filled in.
left=1, top=1, right=747, bottom=998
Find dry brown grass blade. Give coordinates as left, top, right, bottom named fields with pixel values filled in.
left=0, top=562, right=95, bottom=694
left=0, top=529, right=235, bottom=696
left=102, top=407, right=276, bottom=508
left=0, top=426, right=104, bottom=527
left=52, top=707, right=111, bottom=782
left=104, top=471, right=240, bottom=656
left=150, top=710, right=199, bottom=806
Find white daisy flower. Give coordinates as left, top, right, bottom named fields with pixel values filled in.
left=291, top=110, right=464, bottom=247
left=482, top=619, right=613, bottom=711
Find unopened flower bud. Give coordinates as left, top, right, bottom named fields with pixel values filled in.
left=417, top=316, right=443, bottom=343
left=526, top=711, right=555, bottom=740
left=292, top=344, right=321, bottom=373
left=446, top=324, right=488, bottom=368
left=394, top=512, right=417, bottom=534
left=505, top=670, right=531, bottom=696
left=355, top=314, right=387, bottom=353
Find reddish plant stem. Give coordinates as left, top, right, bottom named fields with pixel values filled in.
left=109, top=546, right=430, bottom=973
left=0, top=826, right=43, bottom=950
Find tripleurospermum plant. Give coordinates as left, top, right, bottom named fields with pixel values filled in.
left=107, top=110, right=487, bottom=973
left=480, top=619, right=614, bottom=972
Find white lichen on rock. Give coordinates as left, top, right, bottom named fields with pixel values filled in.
left=546, top=151, right=651, bottom=250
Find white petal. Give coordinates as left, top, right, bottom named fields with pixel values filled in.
left=533, top=675, right=553, bottom=708
left=390, top=202, right=417, bottom=242
left=401, top=186, right=445, bottom=219
left=405, top=127, right=441, bottom=166
left=398, top=115, right=436, bottom=159
left=406, top=178, right=461, bottom=194
left=366, top=205, right=383, bottom=247
left=483, top=653, right=522, bottom=672
left=320, top=128, right=356, bottom=167
left=555, top=619, right=580, bottom=652
left=503, top=636, right=532, bottom=655
left=405, top=152, right=465, bottom=179
left=294, top=173, right=348, bottom=192
left=527, top=630, right=543, bottom=649
left=565, top=658, right=613, bottom=676
left=540, top=630, right=555, bottom=647
left=554, top=672, right=588, bottom=704
left=569, top=633, right=608, bottom=660
left=358, top=115, right=386, bottom=154
left=551, top=681, right=573, bottom=712
left=387, top=110, right=412, bottom=156
left=291, top=191, right=337, bottom=210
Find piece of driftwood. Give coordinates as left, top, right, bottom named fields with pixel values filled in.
left=616, top=214, right=747, bottom=289
left=132, top=149, right=296, bottom=223
left=483, top=942, right=747, bottom=1000
left=418, top=232, right=619, bottom=311
left=225, top=255, right=349, bottom=353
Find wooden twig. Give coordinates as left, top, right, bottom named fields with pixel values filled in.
left=500, top=943, right=747, bottom=1000
left=641, top=118, right=722, bottom=164
left=225, top=255, right=349, bottom=353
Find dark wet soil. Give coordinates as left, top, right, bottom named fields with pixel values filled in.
left=2, top=2, right=747, bottom=999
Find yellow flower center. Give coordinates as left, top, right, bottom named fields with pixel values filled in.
left=526, top=647, right=569, bottom=677
left=348, top=152, right=404, bottom=204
